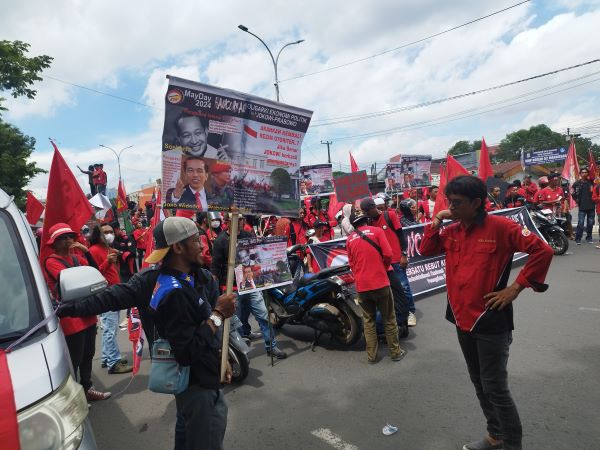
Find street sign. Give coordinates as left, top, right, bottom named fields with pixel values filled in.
left=523, top=147, right=567, bottom=166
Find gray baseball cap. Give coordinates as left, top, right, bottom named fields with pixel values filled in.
left=145, top=217, right=198, bottom=264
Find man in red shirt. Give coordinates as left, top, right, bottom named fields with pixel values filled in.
left=537, top=172, right=566, bottom=217
left=420, top=175, right=553, bottom=450
left=132, top=221, right=149, bottom=270
left=347, top=211, right=405, bottom=364
left=96, top=163, right=107, bottom=195
left=361, top=197, right=410, bottom=336
left=522, top=175, right=538, bottom=203
left=88, top=223, right=132, bottom=374
left=43, top=223, right=111, bottom=401
left=418, top=185, right=438, bottom=223
left=307, top=196, right=334, bottom=240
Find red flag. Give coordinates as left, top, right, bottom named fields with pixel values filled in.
left=432, top=163, right=448, bottom=217
left=116, top=179, right=127, bottom=212
left=588, top=149, right=598, bottom=181
left=143, top=187, right=165, bottom=268
left=561, top=140, right=580, bottom=209
left=0, top=349, right=20, bottom=450
left=40, top=143, right=94, bottom=264
left=26, top=191, right=44, bottom=225
left=128, top=307, right=144, bottom=376
left=478, top=137, right=494, bottom=182
left=349, top=153, right=359, bottom=173
left=446, top=154, right=470, bottom=180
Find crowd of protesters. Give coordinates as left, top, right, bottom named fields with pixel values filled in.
left=35, top=163, right=600, bottom=450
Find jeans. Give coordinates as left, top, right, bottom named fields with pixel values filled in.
left=175, top=387, right=228, bottom=450
left=387, top=269, right=409, bottom=324
left=457, top=329, right=522, bottom=450
left=100, top=311, right=121, bottom=368
left=65, top=324, right=96, bottom=391
left=357, top=286, right=400, bottom=362
left=392, top=263, right=415, bottom=313
left=575, top=209, right=595, bottom=242
left=237, top=291, right=276, bottom=350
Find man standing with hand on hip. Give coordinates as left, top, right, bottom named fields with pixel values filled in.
left=420, top=176, right=553, bottom=450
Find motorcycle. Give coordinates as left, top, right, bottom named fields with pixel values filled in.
left=528, top=204, right=569, bottom=255
left=265, top=244, right=362, bottom=349
left=228, top=314, right=250, bottom=383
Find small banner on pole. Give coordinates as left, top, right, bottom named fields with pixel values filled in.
left=333, top=170, right=369, bottom=203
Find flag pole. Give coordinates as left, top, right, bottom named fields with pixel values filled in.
left=220, top=210, right=239, bottom=382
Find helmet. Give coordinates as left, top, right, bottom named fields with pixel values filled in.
left=208, top=212, right=222, bottom=221
left=538, top=176, right=548, bottom=185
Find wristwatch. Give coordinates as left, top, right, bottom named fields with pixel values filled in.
left=209, top=313, right=223, bottom=327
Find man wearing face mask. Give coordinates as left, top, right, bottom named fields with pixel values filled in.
left=88, top=223, right=132, bottom=374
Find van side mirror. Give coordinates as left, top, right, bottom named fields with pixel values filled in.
left=58, top=266, right=108, bottom=302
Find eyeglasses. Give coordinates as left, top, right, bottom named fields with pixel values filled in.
left=447, top=198, right=465, bottom=207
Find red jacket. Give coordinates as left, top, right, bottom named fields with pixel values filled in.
left=88, top=244, right=121, bottom=285
left=420, top=214, right=553, bottom=333
left=523, top=181, right=538, bottom=203
left=133, top=228, right=148, bottom=249
left=347, top=225, right=392, bottom=293
left=43, top=254, right=97, bottom=335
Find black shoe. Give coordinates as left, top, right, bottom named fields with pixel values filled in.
left=242, top=331, right=262, bottom=341
left=398, top=324, right=409, bottom=339
left=267, top=347, right=288, bottom=359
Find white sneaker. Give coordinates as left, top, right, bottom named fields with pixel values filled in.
left=407, top=312, right=417, bottom=327
left=119, top=319, right=128, bottom=328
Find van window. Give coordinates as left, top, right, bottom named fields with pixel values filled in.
left=0, top=211, right=43, bottom=345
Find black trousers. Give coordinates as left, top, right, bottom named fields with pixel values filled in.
left=456, top=329, right=522, bottom=450
left=65, top=324, right=97, bottom=391
left=387, top=269, right=409, bottom=324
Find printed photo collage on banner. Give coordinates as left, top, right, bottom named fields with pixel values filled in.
left=299, top=163, right=334, bottom=196
left=385, top=155, right=433, bottom=193
left=162, top=76, right=313, bottom=217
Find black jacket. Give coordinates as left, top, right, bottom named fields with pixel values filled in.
left=572, top=179, right=594, bottom=211
left=210, top=230, right=254, bottom=289
left=58, top=266, right=220, bottom=350
left=151, top=267, right=222, bottom=390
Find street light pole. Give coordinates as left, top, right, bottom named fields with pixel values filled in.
left=238, top=25, right=304, bottom=101
left=99, top=144, right=134, bottom=181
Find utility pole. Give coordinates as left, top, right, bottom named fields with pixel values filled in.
left=321, top=140, right=332, bottom=164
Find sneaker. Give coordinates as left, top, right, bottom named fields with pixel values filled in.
left=407, top=312, right=417, bottom=327
left=86, top=387, right=112, bottom=401
left=242, top=331, right=262, bottom=341
left=102, top=358, right=127, bottom=368
left=391, top=349, right=407, bottom=362
left=462, top=437, right=503, bottom=450
left=108, top=361, right=133, bottom=374
left=119, top=319, right=128, bottom=328
left=586, top=239, right=593, bottom=244
left=266, top=347, right=288, bottom=359
left=398, top=324, right=409, bottom=339
left=576, top=241, right=582, bottom=245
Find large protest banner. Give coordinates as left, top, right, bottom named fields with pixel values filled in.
left=299, top=164, right=334, bottom=196
left=523, top=147, right=567, bottom=166
left=234, top=235, right=293, bottom=294
left=308, top=207, right=541, bottom=297
left=334, top=170, right=370, bottom=203
left=385, top=155, right=432, bottom=192
left=161, top=76, right=313, bottom=216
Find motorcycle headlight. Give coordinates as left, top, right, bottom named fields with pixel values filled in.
left=18, top=374, right=88, bottom=450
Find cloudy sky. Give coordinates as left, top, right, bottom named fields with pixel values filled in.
left=2, top=0, right=600, bottom=198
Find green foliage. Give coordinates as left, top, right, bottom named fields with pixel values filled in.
left=496, top=124, right=564, bottom=163
left=448, top=139, right=482, bottom=156
left=0, top=120, right=47, bottom=208
left=0, top=40, right=53, bottom=112
left=269, top=168, right=292, bottom=199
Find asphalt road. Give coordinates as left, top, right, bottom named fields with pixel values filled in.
left=88, top=243, right=600, bottom=450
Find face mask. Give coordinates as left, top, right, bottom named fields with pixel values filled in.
left=210, top=220, right=221, bottom=229
left=104, top=233, right=115, bottom=245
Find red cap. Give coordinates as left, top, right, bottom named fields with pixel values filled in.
left=47, top=223, right=76, bottom=244
left=211, top=162, right=232, bottom=174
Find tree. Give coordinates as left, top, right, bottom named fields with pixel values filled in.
left=0, top=40, right=53, bottom=112
left=447, top=139, right=482, bottom=156
left=269, top=168, right=292, bottom=199
left=0, top=121, right=47, bottom=208
left=496, top=124, right=564, bottom=163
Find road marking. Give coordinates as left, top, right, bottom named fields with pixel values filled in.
left=579, top=307, right=600, bottom=312
left=311, top=428, right=359, bottom=450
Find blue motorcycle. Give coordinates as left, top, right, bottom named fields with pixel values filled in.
left=265, top=245, right=362, bottom=349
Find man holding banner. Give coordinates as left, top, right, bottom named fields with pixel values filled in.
left=420, top=176, right=553, bottom=450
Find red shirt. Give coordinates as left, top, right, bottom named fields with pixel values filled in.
left=538, top=186, right=563, bottom=205
left=43, top=254, right=97, bottom=335
left=420, top=215, right=553, bottom=333
left=92, top=169, right=101, bottom=185
left=371, top=210, right=403, bottom=263
left=307, top=210, right=334, bottom=239
left=88, top=244, right=121, bottom=285
left=592, top=184, right=600, bottom=214
left=523, top=181, right=538, bottom=203
left=98, top=169, right=107, bottom=185
left=286, top=219, right=309, bottom=247
left=347, top=226, right=392, bottom=293
left=133, top=228, right=148, bottom=249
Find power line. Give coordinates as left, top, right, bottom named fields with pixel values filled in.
left=329, top=75, right=600, bottom=142
left=279, top=0, right=531, bottom=83
left=312, top=59, right=600, bottom=126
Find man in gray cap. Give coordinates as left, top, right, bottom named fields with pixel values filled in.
left=147, top=216, right=237, bottom=450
